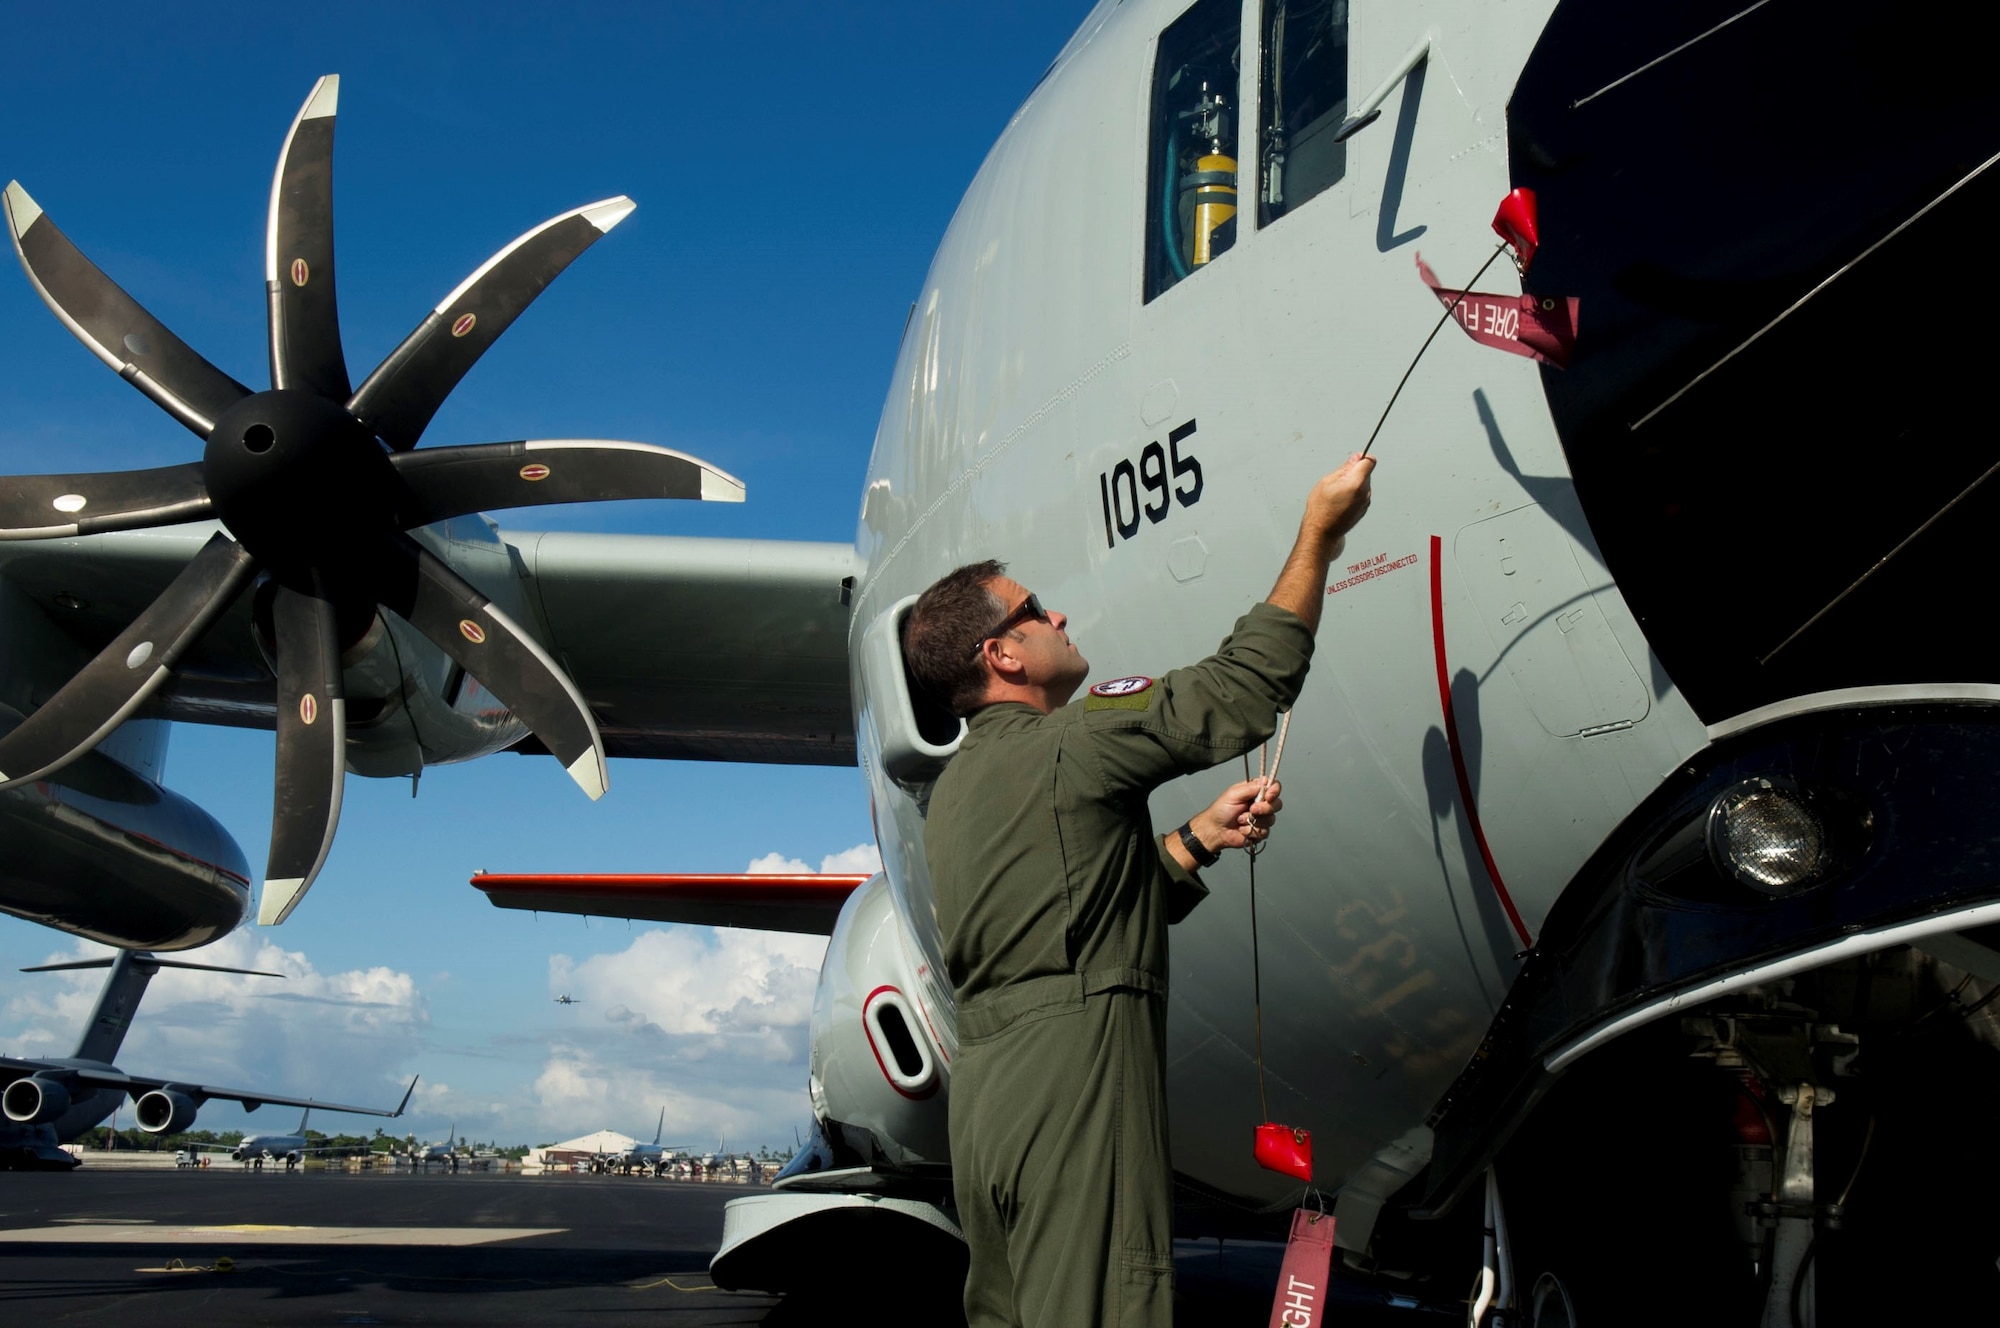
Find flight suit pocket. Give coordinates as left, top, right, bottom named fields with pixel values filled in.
left=1117, top=1246, right=1174, bottom=1328
left=955, top=973, right=1087, bottom=1043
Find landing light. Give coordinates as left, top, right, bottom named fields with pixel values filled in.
left=1704, top=778, right=1833, bottom=895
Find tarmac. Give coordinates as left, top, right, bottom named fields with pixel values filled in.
left=0, top=1167, right=1456, bottom=1324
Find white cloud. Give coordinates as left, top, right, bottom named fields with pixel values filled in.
left=551, top=927, right=823, bottom=1042
left=531, top=1046, right=810, bottom=1151
left=535, top=921, right=832, bottom=1146
left=745, top=851, right=813, bottom=874
left=818, top=843, right=884, bottom=875
left=745, top=842, right=881, bottom=875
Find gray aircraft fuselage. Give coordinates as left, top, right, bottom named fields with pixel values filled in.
left=822, top=0, right=2000, bottom=1224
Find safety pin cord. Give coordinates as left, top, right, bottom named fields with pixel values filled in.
left=1243, top=706, right=1291, bottom=1126
left=1362, top=243, right=1508, bottom=458
left=1245, top=752, right=1271, bottom=1123
left=1262, top=709, right=1292, bottom=804
left=1246, top=710, right=1291, bottom=863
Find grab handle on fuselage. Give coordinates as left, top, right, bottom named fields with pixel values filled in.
left=1333, top=33, right=1434, bottom=142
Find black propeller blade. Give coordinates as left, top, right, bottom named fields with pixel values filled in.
left=0, top=462, right=211, bottom=539
left=389, top=439, right=744, bottom=527
left=3, top=181, right=250, bottom=436
left=266, top=75, right=351, bottom=400
left=366, top=531, right=607, bottom=802
left=347, top=197, right=636, bottom=451
left=0, top=78, right=737, bottom=925
left=263, top=577, right=346, bottom=926
left=0, top=534, right=257, bottom=789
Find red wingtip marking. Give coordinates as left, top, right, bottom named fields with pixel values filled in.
left=470, top=872, right=872, bottom=892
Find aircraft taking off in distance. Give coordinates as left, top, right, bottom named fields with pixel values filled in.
left=552, top=994, right=582, bottom=1006
left=5, top=1, right=2000, bottom=1322
left=0, top=951, right=413, bottom=1169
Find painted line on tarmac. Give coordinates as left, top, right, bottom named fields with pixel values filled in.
left=0, top=1223, right=565, bottom=1245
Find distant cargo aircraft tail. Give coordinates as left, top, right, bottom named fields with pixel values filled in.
left=21, top=951, right=284, bottom=1063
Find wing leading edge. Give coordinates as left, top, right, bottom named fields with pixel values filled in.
left=471, top=872, right=872, bottom=935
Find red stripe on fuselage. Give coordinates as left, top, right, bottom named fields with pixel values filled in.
left=1429, top=535, right=1533, bottom=949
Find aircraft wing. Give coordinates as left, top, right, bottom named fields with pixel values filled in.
left=0, top=526, right=858, bottom=765
left=0, top=1057, right=416, bottom=1119
left=471, top=871, right=872, bottom=934
left=505, top=530, right=857, bottom=765
left=0, top=527, right=272, bottom=728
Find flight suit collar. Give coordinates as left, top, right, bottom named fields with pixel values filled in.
left=962, top=700, right=1055, bottom=744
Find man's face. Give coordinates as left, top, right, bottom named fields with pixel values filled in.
left=983, top=576, right=1089, bottom=701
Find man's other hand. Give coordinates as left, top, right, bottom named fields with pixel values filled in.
left=1193, top=779, right=1283, bottom=855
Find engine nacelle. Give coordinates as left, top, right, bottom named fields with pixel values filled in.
left=134, top=1089, right=199, bottom=1135
left=2, top=1076, right=72, bottom=1124
left=806, top=873, right=952, bottom=1168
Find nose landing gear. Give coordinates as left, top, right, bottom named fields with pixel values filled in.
left=1687, top=1007, right=1863, bottom=1328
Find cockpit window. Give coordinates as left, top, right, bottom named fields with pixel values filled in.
left=1144, top=0, right=1242, bottom=302
left=1259, top=0, right=1349, bottom=226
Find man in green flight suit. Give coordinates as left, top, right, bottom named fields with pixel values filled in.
left=902, top=453, right=1376, bottom=1328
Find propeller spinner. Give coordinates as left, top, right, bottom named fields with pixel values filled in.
left=0, top=76, right=744, bottom=925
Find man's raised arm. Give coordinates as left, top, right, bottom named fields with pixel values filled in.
left=1266, top=453, right=1376, bottom=633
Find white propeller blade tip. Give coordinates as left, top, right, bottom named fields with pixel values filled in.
left=3, top=181, right=43, bottom=236
left=701, top=469, right=746, bottom=503
left=259, top=877, right=309, bottom=926
left=566, top=749, right=607, bottom=801
left=303, top=75, right=340, bottom=120
left=581, top=197, right=636, bottom=234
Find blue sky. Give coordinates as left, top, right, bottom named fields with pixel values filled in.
left=0, top=0, right=1096, bottom=1149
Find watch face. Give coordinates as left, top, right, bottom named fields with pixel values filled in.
left=1090, top=675, right=1154, bottom=697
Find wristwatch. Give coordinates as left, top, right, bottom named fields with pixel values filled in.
left=1176, top=821, right=1220, bottom=869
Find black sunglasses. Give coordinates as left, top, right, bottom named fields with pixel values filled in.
left=970, top=593, right=1051, bottom=656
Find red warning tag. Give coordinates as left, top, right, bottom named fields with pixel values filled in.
left=1266, top=1208, right=1336, bottom=1328
left=1254, top=1121, right=1313, bottom=1181
left=1416, top=254, right=1578, bottom=369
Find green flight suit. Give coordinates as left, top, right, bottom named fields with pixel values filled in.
left=926, top=602, right=1315, bottom=1328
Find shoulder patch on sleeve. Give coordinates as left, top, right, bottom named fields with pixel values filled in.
left=1085, top=675, right=1155, bottom=711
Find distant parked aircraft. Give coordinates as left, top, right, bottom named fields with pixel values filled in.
left=205, top=1098, right=415, bottom=1171
left=611, top=1107, right=683, bottom=1176
left=400, top=1123, right=468, bottom=1171
left=1, top=951, right=412, bottom=1169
